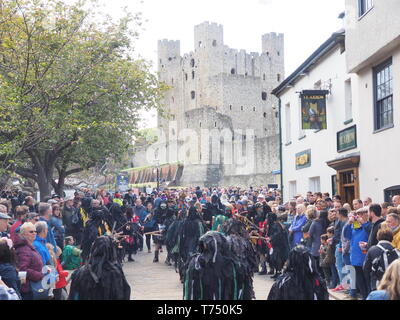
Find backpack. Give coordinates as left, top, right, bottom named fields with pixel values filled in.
left=371, top=244, right=400, bottom=280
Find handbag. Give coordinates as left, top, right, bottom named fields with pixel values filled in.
left=30, top=278, right=50, bottom=300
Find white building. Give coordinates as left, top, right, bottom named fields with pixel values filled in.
left=272, top=30, right=361, bottom=203
left=273, top=0, right=400, bottom=203
left=344, top=0, right=400, bottom=202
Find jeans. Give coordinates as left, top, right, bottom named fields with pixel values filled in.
left=342, top=253, right=357, bottom=297
left=335, top=245, right=344, bottom=283
left=355, top=266, right=369, bottom=299
left=330, top=264, right=339, bottom=288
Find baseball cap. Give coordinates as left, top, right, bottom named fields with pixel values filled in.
left=0, top=212, right=12, bottom=220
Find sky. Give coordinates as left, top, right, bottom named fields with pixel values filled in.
left=97, top=0, right=345, bottom=128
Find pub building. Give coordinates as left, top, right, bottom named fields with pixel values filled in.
left=272, top=10, right=400, bottom=204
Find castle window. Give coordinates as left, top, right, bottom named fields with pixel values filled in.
left=241, top=106, right=243, bottom=111
left=245, top=72, right=248, bottom=76
left=263, top=74, right=266, bottom=81
left=199, top=122, right=201, bottom=127
left=191, top=59, right=195, bottom=68
left=198, top=41, right=202, bottom=48
left=262, top=92, right=267, bottom=101
left=168, top=57, right=172, bottom=61
left=192, top=71, right=195, bottom=79
left=191, top=91, right=196, bottom=99
left=277, top=74, right=281, bottom=82
left=253, top=107, right=256, bottom=111
left=264, top=112, right=267, bottom=118
left=172, top=96, right=174, bottom=103
left=277, top=51, right=280, bottom=56
left=229, top=105, right=232, bottom=110
left=231, top=68, right=236, bottom=75
left=212, top=40, right=217, bottom=47
left=185, top=73, right=188, bottom=81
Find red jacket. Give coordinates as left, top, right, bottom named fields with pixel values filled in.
left=10, top=220, right=22, bottom=243
left=14, top=235, right=44, bottom=293
left=55, top=259, right=68, bottom=289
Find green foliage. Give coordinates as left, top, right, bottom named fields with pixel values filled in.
left=0, top=0, right=167, bottom=194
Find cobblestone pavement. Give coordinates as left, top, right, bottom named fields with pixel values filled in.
left=123, top=244, right=274, bottom=300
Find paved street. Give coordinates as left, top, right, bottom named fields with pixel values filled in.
left=123, top=243, right=274, bottom=300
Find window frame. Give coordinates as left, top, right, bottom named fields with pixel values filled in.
left=358, top=0, right=374, bottom=18
left=373, top=57, right=393, bottom=132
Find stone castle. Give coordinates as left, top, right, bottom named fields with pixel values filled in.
left=133, top=22, right=284, bottom=188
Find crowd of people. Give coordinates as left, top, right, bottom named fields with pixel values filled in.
left=0, top=187, right=400, bottom=300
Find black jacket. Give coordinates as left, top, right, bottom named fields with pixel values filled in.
left=363, top=240, right=394, bottom=291
left=367, top=218, right=385, bottom=249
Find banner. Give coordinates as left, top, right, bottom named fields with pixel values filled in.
left=301, top=90, right=328, bottom=130
left=116, top=172, right=129, bottom=192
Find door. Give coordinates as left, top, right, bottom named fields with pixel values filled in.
left=337, top=168, right=360, bottom=205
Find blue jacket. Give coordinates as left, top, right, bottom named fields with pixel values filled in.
left=0, top=263, right=21, bottom=299
left=366, top=290, right=390, bottom=300
left=33, top=235, right=52, bottom=265
left=39, top=217, right=57, bottom=253
left=49, top=216, right=65, bottom=245
left=343, top=222, right=371, bottom=267
left=309, top=220, right=324, bottom=257
left=289, top=214, right=307, bottom=246
left=134, top=205, right=148, bottom=224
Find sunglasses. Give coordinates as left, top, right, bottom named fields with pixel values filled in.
left=28, top=230, right=37, bottom=234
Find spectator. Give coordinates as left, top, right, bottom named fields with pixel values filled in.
left=367, top=259, right=400, bottom=300
left=62, top=197, right=75, bottom=237
left=343, top=208, right=371, bottom=299
left=0, top=212, right=11, bottom=238
left=23, top=196, right=35, bottom=213
left=352, top=199, right=363, bottom=211
left=392, top=195, right=400, bottom=208
left=38, top=203, right=57, bottom=253
left=320, top=234, right=335, bottom=288
left=9, top=206, right=29, bottom=243
left=288, top=204, right=307, bottom=248
left=363, top=226, right=398, bottom=293
left=62, top=236, right=82, bottom=270
left=301, top=205, right=317, bottom=249
left=14, top=222, right=44, bottom=300
left=309, top=210, right=329, bottom=273
left=33, top=221, right=52, bottom=266
left=381, top=202, right=390, bottom=218
left=363, top=197, right=373, bottom=208
left=367, top=204, right=385, bottom=249
left=0, top=238, right=21, bottom=299
left=50, top=204, right=65, bottom=250
left=386, top=213, right=400, bottom=250
left=48, top=244, right=68, bottom=300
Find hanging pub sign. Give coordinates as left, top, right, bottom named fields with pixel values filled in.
left=337, top=125, right=357, bottom=153
left=295, top=149, right=311, bottom=170
left=300, top=90, right=329, bottom=130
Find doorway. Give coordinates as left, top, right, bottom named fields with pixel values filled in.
left=337, top=168, right=359, bottom=205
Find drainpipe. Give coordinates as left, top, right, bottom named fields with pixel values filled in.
left=278, top=98, right=283, bottom=201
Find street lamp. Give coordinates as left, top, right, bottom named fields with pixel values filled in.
left=154, top=158, right=160, bottom=192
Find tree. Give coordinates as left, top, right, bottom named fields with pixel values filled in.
left=0, top=0, right=167, bottom=199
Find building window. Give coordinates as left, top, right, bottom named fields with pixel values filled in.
left=230, top=105, right=232, bottom=110
left=212, top=40, right=217, bottom=47
left=332, top=175, right=337, bottom=197
left=191, top=59, right=195, bottom=68
left=215, top=122, right=217, bottom=127
left=241, top=106, right=243, bottom=111
left=309, top=177, right=321, bottom=193
left=185, top=73, right=188, bottom=81
left=374, top=58, right=393, bottom=131
left=277, top=74, right=281, bottom=82
left=192, top=71, right=195, bottom=79
left=191, top=91, right=196, bottom=99
left=344, top=79, right=353, bottom=121
left=198, top=41, right=202, bottom=48
left=359, top=0, right=373, bottom=17
left=262, top=92, right=267, bottom=101
left=253, top=107, right=256, bottom=112
left=263, top=112, right=267, bottom=118
left=199, top=122, right=201, bottom=128
left=289, top=181, right=297, bottom=199
left=263, top=74, right=266, bottom=81
left=231, top=68, right=236, bottom=75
